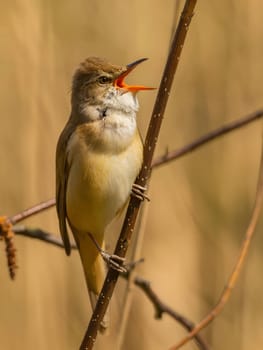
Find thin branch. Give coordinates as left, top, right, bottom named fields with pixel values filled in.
left=134, top=276, right=210, bottom=350
left=80, top=1, right=197, bottom=349
left=117, top=196, right=150, bottom=350
left=8, top=198, right=56, bottom=225
left=4, top=210, right=210, bottom=349
left=4, top=214, right=210, bottom=350
left=152, top=109, right=263, bottom=169
left=3, top=109, right=262, bottom=230
left=170, top=140, right=263, bottom=350
left=13, top=225, right=77, bottom=249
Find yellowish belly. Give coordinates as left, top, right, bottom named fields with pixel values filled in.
left=66, top=136, right=142, bottom=235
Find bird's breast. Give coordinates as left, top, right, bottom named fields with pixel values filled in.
left=66, top=124, right=143, bottom=234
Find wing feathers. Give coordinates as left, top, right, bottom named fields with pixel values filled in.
left=55, top=123, right=73, bottom=255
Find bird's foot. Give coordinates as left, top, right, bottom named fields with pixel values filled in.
left=101, top=251, right=127, bottom=273
left=131, top=183, right=150, bottom=201
left=88, top=233, right=126, bottom=273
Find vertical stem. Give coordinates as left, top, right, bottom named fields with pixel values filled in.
left=80, top=1, right=197, bottom=349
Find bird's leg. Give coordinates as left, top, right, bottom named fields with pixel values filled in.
left=88, top=233, right=126, bottom=273
left=131, top=183, right=150, bottom=201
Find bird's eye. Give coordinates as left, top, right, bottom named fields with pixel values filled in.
left=98, top=76, right=112, bottom=84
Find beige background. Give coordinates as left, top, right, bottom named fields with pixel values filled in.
left=0, top=1, right=263, bottom=349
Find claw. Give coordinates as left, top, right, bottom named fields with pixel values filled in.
left=101, top=251, right=127, bottom=273
left=131, top=184, right=150, bottom=201
left=88, top=232, right=126, bottom=273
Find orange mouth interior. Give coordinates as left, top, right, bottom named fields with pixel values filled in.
left=114, top=58, right=155, bottom=92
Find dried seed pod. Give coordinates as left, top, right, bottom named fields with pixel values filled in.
left=0, top=216, right=18, bottom=279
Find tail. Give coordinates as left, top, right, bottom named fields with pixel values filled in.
left=74, top=230, right=109, bottom=333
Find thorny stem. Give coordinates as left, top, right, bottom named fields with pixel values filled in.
left=80, top=1, right=197, bottom=349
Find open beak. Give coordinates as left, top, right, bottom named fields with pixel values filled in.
left=114, top=58, right=155, bottom=92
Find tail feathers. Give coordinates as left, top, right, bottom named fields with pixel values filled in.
left=89, top=290, right=110, bottom=333
left=74, top=231, right=110, bottom=333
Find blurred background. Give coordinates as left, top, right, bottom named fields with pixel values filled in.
left=0, top=0, right=263, bottom=349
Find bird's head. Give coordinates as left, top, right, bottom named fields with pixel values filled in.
left=71, top=57, right=154, bottom=115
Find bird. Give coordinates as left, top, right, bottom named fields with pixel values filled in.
left=55, top=56, right=153, bottom=332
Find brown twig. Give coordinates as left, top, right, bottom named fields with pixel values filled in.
left=152, top=109, right=263, bottom=169
left=134, top=276, right=209, bottom=350
left=8, top=198, right=55, bottom=225
left=3, top=108, right=261, bottom=231
left=169, top=140, right=263, bottom=349
left=80, top=1, right=197, bottom=349
left=2, top=208, right=211, bottom=348
left=13, top=225, right=77, bottom=249
left=4, top=217, right=209, bottom=349
left=116, top=197, right=150, bottom=349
